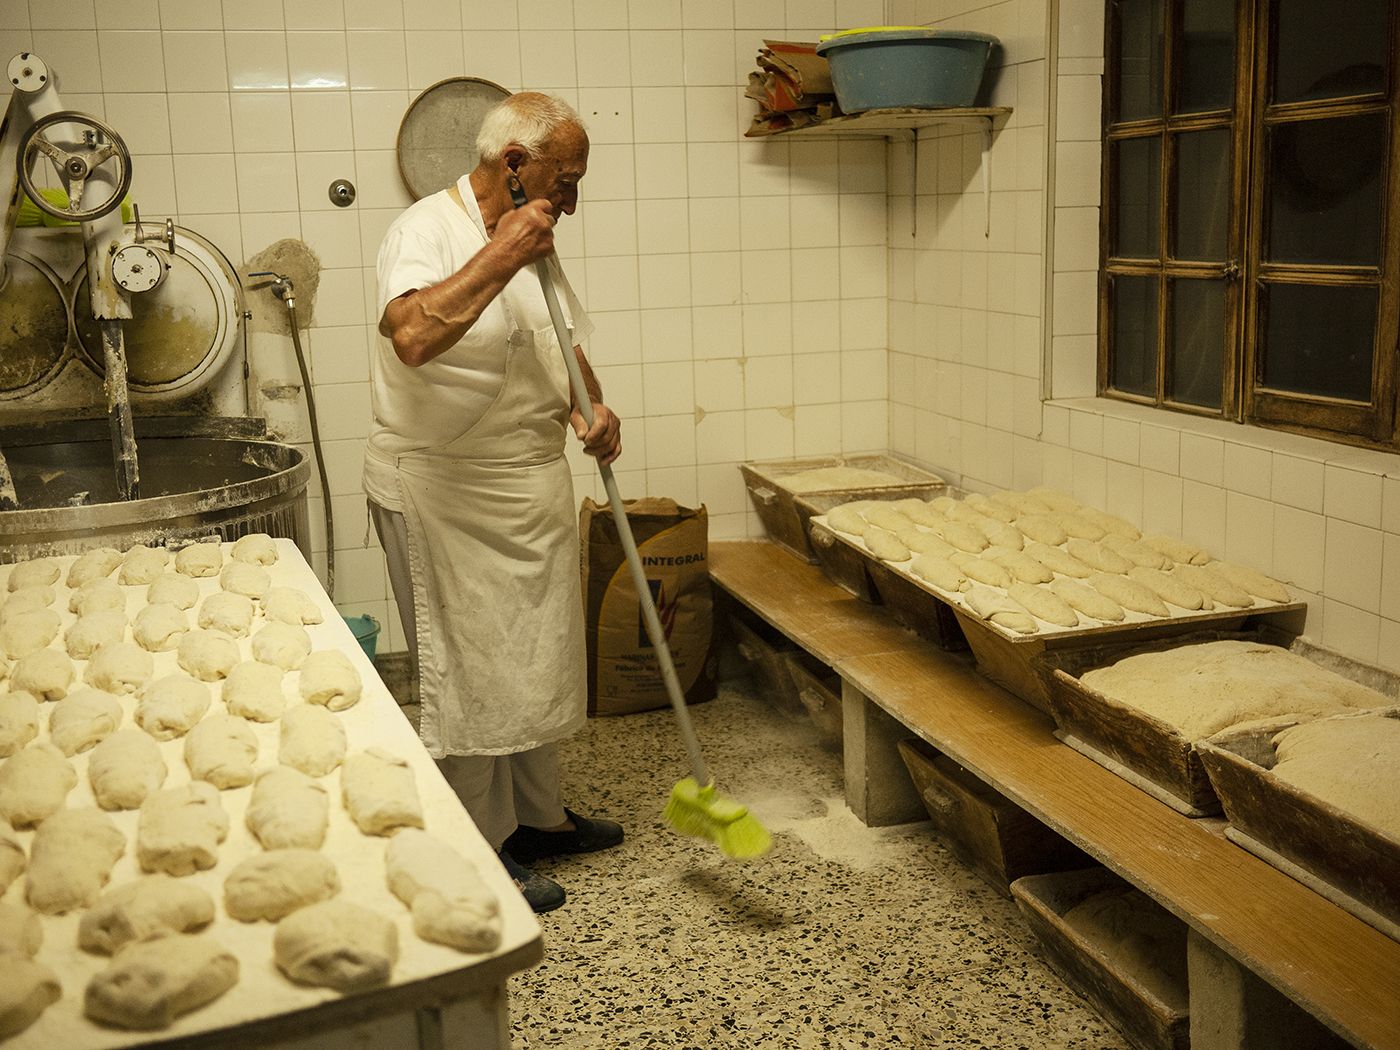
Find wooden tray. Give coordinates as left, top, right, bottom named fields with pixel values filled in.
left=899, top=739, right=1091, bottom=896
left=783, top=650, right=842, bottom=747
left=728, top=608, right=804, bottom=718
left=1199, top=710, right=1400, bottom=943
left=1011, top=867, right=1189, bottom=1050
left=740, top=454, right=946, bottom=563
left=810, top=516, right=1307, bottom=714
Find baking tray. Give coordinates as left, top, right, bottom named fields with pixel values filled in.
left=809, top=514, right=1307, bottom=715
left=1199, top=709, right=1400, bottom=943
left=740, top=454, right=947, bottom=563
left=1033, top=629, right=1393, bottom=817
left=1011, top=867, right=1189, bottom=1050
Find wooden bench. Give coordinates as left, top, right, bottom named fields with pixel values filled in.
left=711, top=540, right=1400, bottom=1050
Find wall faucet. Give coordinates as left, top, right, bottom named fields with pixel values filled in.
left=247, top=270, right=296, bottom=309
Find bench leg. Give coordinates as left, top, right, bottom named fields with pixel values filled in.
left=841, top=678, right=925, bottom=827
left=1187, top=930, right=1349, bottom=1050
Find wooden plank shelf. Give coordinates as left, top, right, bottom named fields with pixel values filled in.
left=711, top=539, right=1400, bottom=1050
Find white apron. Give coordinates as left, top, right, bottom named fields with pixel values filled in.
left=395, top=225, right=586, bottom=757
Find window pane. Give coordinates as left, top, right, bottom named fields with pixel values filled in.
left=1115, top=0, right=1165, bottom=121
left=1169, top=279, right=1225, bottom=408
left=1179, top=0, right=1236, bottom=113
left=1112, top=136, right=1161, bottom=259
left=1259, top=283, right=1377, bottom=401
left=1274, top=0, right=1390, bottom=104
left=1174, top=128, right=1231, bottom=261
left=1267, top=112, right=1386, bottom=266
left=1111, top=275, right=1159, bottom=397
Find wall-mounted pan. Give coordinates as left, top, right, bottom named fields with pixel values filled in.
left=397, top=77, right=511, bottom=201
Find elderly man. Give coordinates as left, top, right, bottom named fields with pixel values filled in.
left=365, top=92, right=623, bottom=913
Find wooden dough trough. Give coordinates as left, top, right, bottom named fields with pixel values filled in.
left=809, top=518, right=1307, bottom=715
left=1198, top=709, right=1400, bottom=944
left=1010, top=867, right=1189, bottom=1050
left=740, top=454, right=946, bottom=563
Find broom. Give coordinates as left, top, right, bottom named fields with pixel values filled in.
left=518, top=188, right=770, bottom=861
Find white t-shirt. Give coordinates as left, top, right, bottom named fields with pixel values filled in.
left=363, top=176, right=593, bottom=510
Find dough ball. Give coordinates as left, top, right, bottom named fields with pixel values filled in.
left=386, top=829, right=502, bottom=953
left=177, top=629, right=241, bottom=682
left=964, top=586, right=1039, bottom=635
left=935, top=519, right=990, bottom=554
left=0, top=743, right=77, bottom=827
left=147, top=572, right=199, bottom=610
left=1025, top=541, right=1094, bottom=579
left=85, top=641, right=155, bottom=695
left=1101, top=533, right=1173, bottom=570
left=1066, top=538, right=1133, bottom=575
left=896, top=527, right=956, bottom=557
left=66, top=609, right=127, bottom=659
left=1017, top=513, right=1069, bottom=546
left=0, top=690, right=40, bottom=757
left=78, top=874, right=215, bottom=955
left=962, top=492, right=1018, bottom=523
left=1027, top=486, right=1082, bottom=513
left=0, top=818, right=24, bottom=895
left=222, top=660, right=287, bottom=722
left=231, top=532, right=278, bottom=565
left=10, top=647, right=74, bottom=701
left=273, top=899, right=398, bottom=992
left=341, top=747, right=425, bottom=836
left=0, top=608, right=60, bottom=660
left=1074, top=506, right=1142, bottom=541
left=863, top=526, right=910, bottom=562
left=252, top=621, right=312, bottom=671
left=0, top=953, right=60, bottom=1040
left=49, top=686, right=124, bottom=756
left=262, top=586, right=324, bottom=626
left=0, top=900, right=42, bottom=957
left=135, top=674, right=212, bottom=741
left=1209, top=560, right=1291, bottom=604
left=298, top=649, right=363, bottom=712
left=118, top=544, right=169, bottom=585
left=280, top=704, right=347, bottom=778
left=1127, top=565, right=1207, bottom=611
left=910, top=553, right=970, bottom=593
left=1141, top=533, right=1211, bottom=566
left=137, top=782, right=229, bottom=876
left=863, top=504, right=915, bottom=533
left=1007, top=580, right=1080, bottom=628
left=84, top=933, right=238, bottom=1031
left=949, top=551, right=1013, bottom=589
left=824, top=505, right=868, bottom=537
left=184, top=714, right=258, bottom=789
left=1090, top=573, right=1170, bottom=617
left=197, top=591, right=255, bottom=637
left=67, top=547, right=123, bottom=588
left=247, top=766, right=329, bottom=850
left=68, top=578, right=126, bottom=618
left=1172, top=562, right=1254, bottom=609
left=224, top=848, right=340, bottom=922
left=132, top=602, right=188, bottom=652
left=2, top=585, right=55, bottom=622
left=984, top=545, right=1055, bottom=584
left=88, top=728, right=167, bottom=810
left=26, top=806, right=126, bottom=914
left=1049, top=576, right=1126, bottom=622
left=220, top=560, right=270, bottom=600
left=1057, top=512, right=1107, bottom=541
left=7, top=558, right=59, bottom=591
left=174, top=542, right=222, bottom=578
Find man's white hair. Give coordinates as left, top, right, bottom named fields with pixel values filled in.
left=476, top=92, right=585, bottom=163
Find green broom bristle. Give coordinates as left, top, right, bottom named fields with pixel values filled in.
left=664, top=777, right=772, bottom=860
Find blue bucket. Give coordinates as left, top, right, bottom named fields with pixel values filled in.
left=344, top=614, right=380, bottom=660
left=816, top=28, right=998, bottom=112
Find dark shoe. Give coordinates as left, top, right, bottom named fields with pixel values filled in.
left=498, top=850, right=566, bottom=913
left=502, top=807, right=624, bottom=862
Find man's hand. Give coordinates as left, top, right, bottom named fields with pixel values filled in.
left=572, top=402, right=621, bottom=466
left=491, top=199, right=557, bottom=269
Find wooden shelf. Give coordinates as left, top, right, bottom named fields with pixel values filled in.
left=760, top=105, right=1011, bottom=138
left=711, top=539, right=1400, bottom=1050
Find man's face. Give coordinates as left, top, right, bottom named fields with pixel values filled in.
left=513, top=124, right=589, bottom=219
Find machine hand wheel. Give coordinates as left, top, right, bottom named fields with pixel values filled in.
left=17, top=110, right=132, bottom=222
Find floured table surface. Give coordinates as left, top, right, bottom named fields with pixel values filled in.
left=0, top=539, right=540, bottom=1049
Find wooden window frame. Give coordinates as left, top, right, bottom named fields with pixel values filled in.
left=1098, top=0, right=1400, bottom=450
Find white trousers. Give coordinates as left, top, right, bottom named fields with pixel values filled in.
left=370, top=499, right=568, bottom=849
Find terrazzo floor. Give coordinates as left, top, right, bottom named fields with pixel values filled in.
left=499, top=676, right=1131, bottom=1049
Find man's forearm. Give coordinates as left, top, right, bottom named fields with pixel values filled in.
left=380, top=241, right=519, bottom=367
left=572, top=345, right=603, bottom=405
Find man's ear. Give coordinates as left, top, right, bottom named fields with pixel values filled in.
left=503, top=145, right=526, bottom=173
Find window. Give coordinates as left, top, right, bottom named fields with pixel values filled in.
left=1100, top=0, right=1400, bottom=447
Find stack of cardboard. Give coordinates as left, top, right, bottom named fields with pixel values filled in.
left=744, top=40, right=841, bottom=137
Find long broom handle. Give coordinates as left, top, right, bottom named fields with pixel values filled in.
left=535, top=260, right=712, bottom=787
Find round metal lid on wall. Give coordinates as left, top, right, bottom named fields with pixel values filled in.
left=397, top=76, right=511, bottom=200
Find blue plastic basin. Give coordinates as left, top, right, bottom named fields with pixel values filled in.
left=344, top=614, right=380, bottom=660
left=815, top=28, right=998, bottom=113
